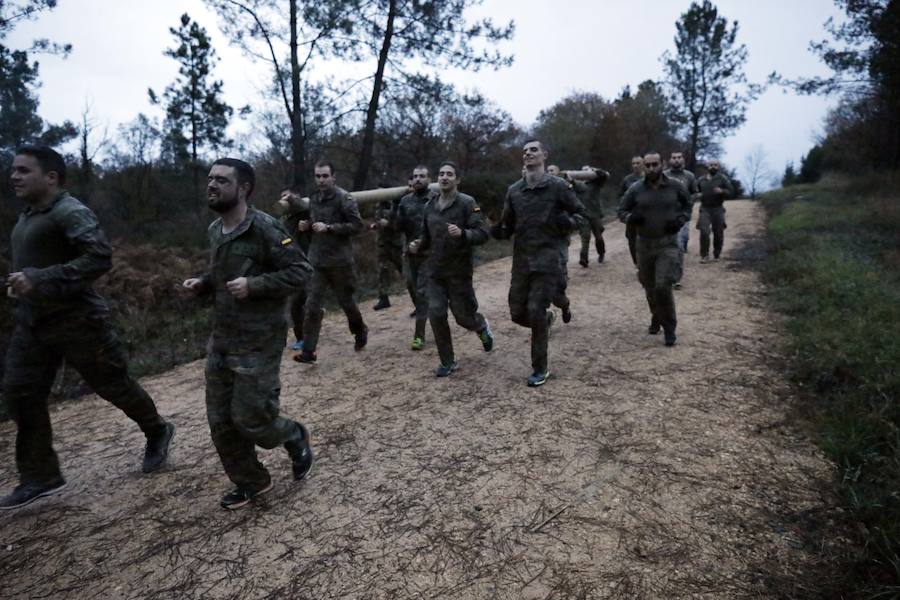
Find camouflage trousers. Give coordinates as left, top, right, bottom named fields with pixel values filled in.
left=3, top=317, right=166, bottom=484
left=376, top=243, right=404, bottom=297
left=303, top=266, right=367, bottom=354
left=636, top=235, right=681, bottom=334
left=579, top=215, right=606, bottom=262
left=625, top=221, right=638, bottom=265
left=509, top=269, right=560, bottom=373
left=288, top=287, right=308, bottom=343
left=205, top=348, right=304, bottom=489
left=697, top=206, right=727, bottom=258
left=425, top=270, right=487, bottom=366
left=406, top=255, right=429, bottom=340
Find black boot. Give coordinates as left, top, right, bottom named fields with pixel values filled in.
left=142, top=422, right=175, bottom=473
left=373, top=295, right=391, bottom=310
left=284, top=423, right=314, bottom=480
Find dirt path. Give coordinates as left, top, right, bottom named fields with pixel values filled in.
left=0, top=201, right=844, bottom=599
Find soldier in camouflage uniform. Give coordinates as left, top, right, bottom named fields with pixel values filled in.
left=545, top=164, right=576, bottom=323
left=696, top=159, right=734, bottom=262
left=184, top=158, right=313, bottom=510
left=371, top=192, right=405, bottom=311
left=663, top=151, right=700, bottom=289
left=278, top=188, right=312, bottom=351
left=391, top=166, right=433, bottom=350
left=492, top=141, right=584, bottom=387
left=408, top=161, right=493, bottom=376
left=618, top=152, right=692, bottom=347
left=293, top=161, right=368, bottom=363
left=0, top=146, right=175, bottom=512
left=619, top=156, right=645, bottom=265
left=573, top=165, right=610, bottom=267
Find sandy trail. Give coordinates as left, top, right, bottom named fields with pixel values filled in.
left=0, top=201, right=843, bottom=599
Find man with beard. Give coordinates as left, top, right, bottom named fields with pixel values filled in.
left=663, top=151, right=699, bottom=290
left=1, top=146, right=175, bottom=511
left=492, top=140, right=583, bottom=387
left=391, top=165, right=434, bottom=350
left=696, top=159, right=734, bottom=262
left=278, top=187, right=312, bottom=352
left=619, top=156, right=645, bottom=265
left=408, top=161, right=492, bottom=376
left=183, top=158, right=313, bottom=509
left=618, top=152, right=692, bottom=347
left=293, top=161, right=368, bottom=363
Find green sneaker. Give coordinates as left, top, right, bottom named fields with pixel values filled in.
left=411, top=336, right=425, bottom=351
left=477, top=321, right=494, bottom=352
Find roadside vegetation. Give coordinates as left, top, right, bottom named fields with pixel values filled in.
left=762, top=173, right=900, bottom=597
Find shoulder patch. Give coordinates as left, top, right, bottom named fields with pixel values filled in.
left=281, top=238, right=293, bottom=246
left=473, top=206, right=481, bottom=212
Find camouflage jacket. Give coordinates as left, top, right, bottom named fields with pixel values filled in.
left=307, top=186, right=363, bottom=268
left=496, top=173, right=584, bottom=274
left=619, top=173, right=642, bottom=198
left=374, top=199, right=402, bottom=249
left=417, top=191, right=489, bottom=276
left=573, top=168, right=608, bottom=218
left=617, top=174, right=692, bottom=240
left=279, top=195, right=312, bottom=254
left=663, top=167, right=700, bottom=196
left=196, top=207, right=311, bottom=354
left=391, top=189, right=433, bottom=254
left=9, top=191, right=112, bottom=325
left=698, top=173, right=734, bottom=207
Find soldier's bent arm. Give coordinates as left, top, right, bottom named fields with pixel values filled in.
left=463, top=200, right=490, bottom=246
left=677, top=186, right=692, bottom=224
left=492, top=192, right=516, bottom=239
left=617, top=185, right=638, bottom=223
left=328, top=195, right=364, bottom=236
left=246, top=223, right=311, bottom=298
left=22, top=206, right=112, bottom=299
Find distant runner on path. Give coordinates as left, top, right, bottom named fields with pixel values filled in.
left=618, top=151, right=692, bottom=347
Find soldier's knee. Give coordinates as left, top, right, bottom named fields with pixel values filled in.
left=428, top=306, right=449, bottom=321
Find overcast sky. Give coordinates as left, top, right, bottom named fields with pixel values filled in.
left=8, top=0, right=842, bottom=184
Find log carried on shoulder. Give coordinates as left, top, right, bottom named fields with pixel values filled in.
left=274, top=183, right=440, bottom=214
left=562, top=168, right=609, bottom=181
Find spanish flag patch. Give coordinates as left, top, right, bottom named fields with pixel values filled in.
left=281, top=238, right=293, bottom=245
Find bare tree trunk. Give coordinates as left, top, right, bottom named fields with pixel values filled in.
left=353, top=0, right=396, bottom=191
left=290, top=0, right=306, bottom=191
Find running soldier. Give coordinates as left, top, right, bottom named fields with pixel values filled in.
left=574, top=165, right=610, bottom=267
left=370, top=191, right=404, bottom=311
left=294, top=161, right=368, bottom=363
left=697, top=159, right=734, bottom=262
left=391, top=166, right=433, bottom=350
left=618, top=152, right=692, bottom=347
left=619, top=156, right=644, bottom=265
left=1, top=146, right=175, bottom=511
left=279, top=188, right=312, bottom=352
left=492, top=140, right=583, bottom=387
left=408, top=161, right=493, bottom=376
left=183, top=158, right=313, bottom=509
left=663, top=151, right=699, bottom=289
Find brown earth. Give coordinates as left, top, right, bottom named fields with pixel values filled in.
left=0, top=201, right=849, bottom=599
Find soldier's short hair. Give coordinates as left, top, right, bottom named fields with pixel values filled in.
left=16, top=145, right=67, bottom=185
left=523, top=138, right=545, bottom=151
left=412, top=164, right=429, bottom=175
left=213, top=158, right=255, bottom=197
left=438, top=160, right=461, bottom=177
left=314, top=160, right=335, bottom=175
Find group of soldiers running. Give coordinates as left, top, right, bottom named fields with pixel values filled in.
left=1, top=141, right=731, bottom=512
